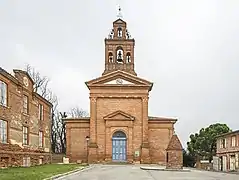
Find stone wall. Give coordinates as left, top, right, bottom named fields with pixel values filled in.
left=0, top=143, right=51, bottom=167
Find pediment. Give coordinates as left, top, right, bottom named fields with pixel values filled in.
left=113, top=18, right=126, bottom=25
left=104, top=78, right=134, bottom=85
left=104, top=110, right=135, bottom=121
left=85, top=70, right=153, bottom=91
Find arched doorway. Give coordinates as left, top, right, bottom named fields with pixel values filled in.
left=112, top=131, right=127, bottom=162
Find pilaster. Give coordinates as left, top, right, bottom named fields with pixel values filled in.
left=90, top=97, right=97, bottom=143
left=142, top=96, right=149, bottom=142
left=88, top=142, right=98, bottom=163
left=141, top=95, right=151, bottom=163
left=88, top=97, right=98, bottom=163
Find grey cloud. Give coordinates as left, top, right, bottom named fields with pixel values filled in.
left=1, top=0, right=239, bottom=146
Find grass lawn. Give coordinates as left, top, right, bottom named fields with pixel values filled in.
left=0, top=164, right=84, bottom=180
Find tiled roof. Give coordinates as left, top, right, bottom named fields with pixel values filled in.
left=217, top=130, right=239, bottom=138
left=166, top=134, right=183, bottom=150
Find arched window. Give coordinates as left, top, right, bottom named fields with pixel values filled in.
left=116, top=47, right=123, bottom=64
left=117, top=27, right=123, bottom=38
left=126, top=52, right=131, bottom=63
left=108, top=52, right=113, bottom=63
left=112, top=131, right=126, bottom=138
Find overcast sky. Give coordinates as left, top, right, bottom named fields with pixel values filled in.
left=1, top=0, right=239, bottom=146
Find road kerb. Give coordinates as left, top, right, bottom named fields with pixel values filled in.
left=43, top=165, right=93, bottom=180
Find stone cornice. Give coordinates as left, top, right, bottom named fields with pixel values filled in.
left=63, top=117, right=90, bottom=123
left=85, top=70, right=153, bottom=91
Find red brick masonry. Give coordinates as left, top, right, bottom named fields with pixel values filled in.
left=166, top=134, right=183, bottom=169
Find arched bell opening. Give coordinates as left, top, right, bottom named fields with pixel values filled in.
left=126, top=52, right=131, bottom=63
left=117, top=27, right=123, bottom=38
left=116, top=47, right=124, bottom=64
left=108, top=52, right=113, bottom=63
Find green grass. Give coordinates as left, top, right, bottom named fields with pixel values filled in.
left=0, top=164, right=84, bottom=180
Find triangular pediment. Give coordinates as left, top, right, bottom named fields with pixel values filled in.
left=85, top=70, right=153, bottom=91
left=104, top=78, right=134, bottom=85
left=113, top=18, right=126, bottom=25
left=104, top=110, right=135, bottom=121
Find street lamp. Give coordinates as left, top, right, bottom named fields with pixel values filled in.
left=85, top=136, right=90, bottom=164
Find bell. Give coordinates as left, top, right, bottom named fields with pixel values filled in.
left=117, top=51, right=122, bottom=60
left=117, top=58, right=123, bottom=63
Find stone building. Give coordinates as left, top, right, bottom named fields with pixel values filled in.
left=65, top=15, right=183, bottom=165
left=216, top=130, right=239, bottom=171
left=0, top=68, right=52, bottom=167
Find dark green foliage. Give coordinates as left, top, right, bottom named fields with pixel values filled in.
left=183, top=149, right=196, bottom=167
left=187, top=123, right=230, bottom=163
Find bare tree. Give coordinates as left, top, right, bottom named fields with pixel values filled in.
left=68, top=106, right=89, bottom=118
left=25, top=65, right=88, bottom=154
left=51, top=111, right=65, bottom=153
left=25, top=65, right=60, bottom=153
left=26, top=64, right=50, bottom=98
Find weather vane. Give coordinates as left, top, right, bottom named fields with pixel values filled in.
left=117, top=6, right=123, bottom=19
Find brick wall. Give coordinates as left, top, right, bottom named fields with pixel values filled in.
left=149, top=122, right=174, bottom=164
left=217, top=132, right=239, bottom=154
left=216, top=131, right=239, bottom=171
left=65, top=119, right=90, bottom=163
left=166, top=134, right=183, bottom=169
left=96, top=97, right=143, bottom=161
left=65, top=78, right=179, bottom=164
left=166, top=150, right=183, bottom=169
left=0, top=69, right=52, bottom=167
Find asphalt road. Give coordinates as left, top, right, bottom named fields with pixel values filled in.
left=56, top=164, right=239, bottom=180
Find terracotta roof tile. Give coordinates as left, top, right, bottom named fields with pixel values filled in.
left=166, top=134, right=183, bottom=150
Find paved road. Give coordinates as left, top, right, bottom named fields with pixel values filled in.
left=57, top=165, right=239, bottom=180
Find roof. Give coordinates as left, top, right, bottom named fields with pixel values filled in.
left=148, top=116, right=177, bottom=123
left=63, top=117, right=90, bottom=123
left=33, top=93, right=53, bottom=107
left=217, top=130, right=239, bottom=138
left=85, top=70, right=153, bottom=91
left=0, top=67, right=52, bottom=107
left=148, top=116, right=177, bottom=121
left=166, top=134, right=183, bottom=151
left=13, top=69, right=34, bottom=84
left=0, top=67, right=19, bottom=85
left=113, top=18, right=126, bottom=25
left=0, top=67, right=34, bottom=85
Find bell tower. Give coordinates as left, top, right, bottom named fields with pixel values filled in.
left=102, top=7, right=137, bottom=76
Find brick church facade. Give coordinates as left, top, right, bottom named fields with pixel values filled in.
left=65, top=16, right=183, bottom=165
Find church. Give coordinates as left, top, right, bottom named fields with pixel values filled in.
left=65, top=12, right=183, bottom=166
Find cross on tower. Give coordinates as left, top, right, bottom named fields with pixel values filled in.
left=117, top=6, right=123, bottom=19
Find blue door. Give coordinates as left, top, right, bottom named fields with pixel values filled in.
left=112, top=131, right=127, bottom=162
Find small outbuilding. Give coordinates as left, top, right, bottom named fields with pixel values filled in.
left=166, top=134, right=183, bottom=169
